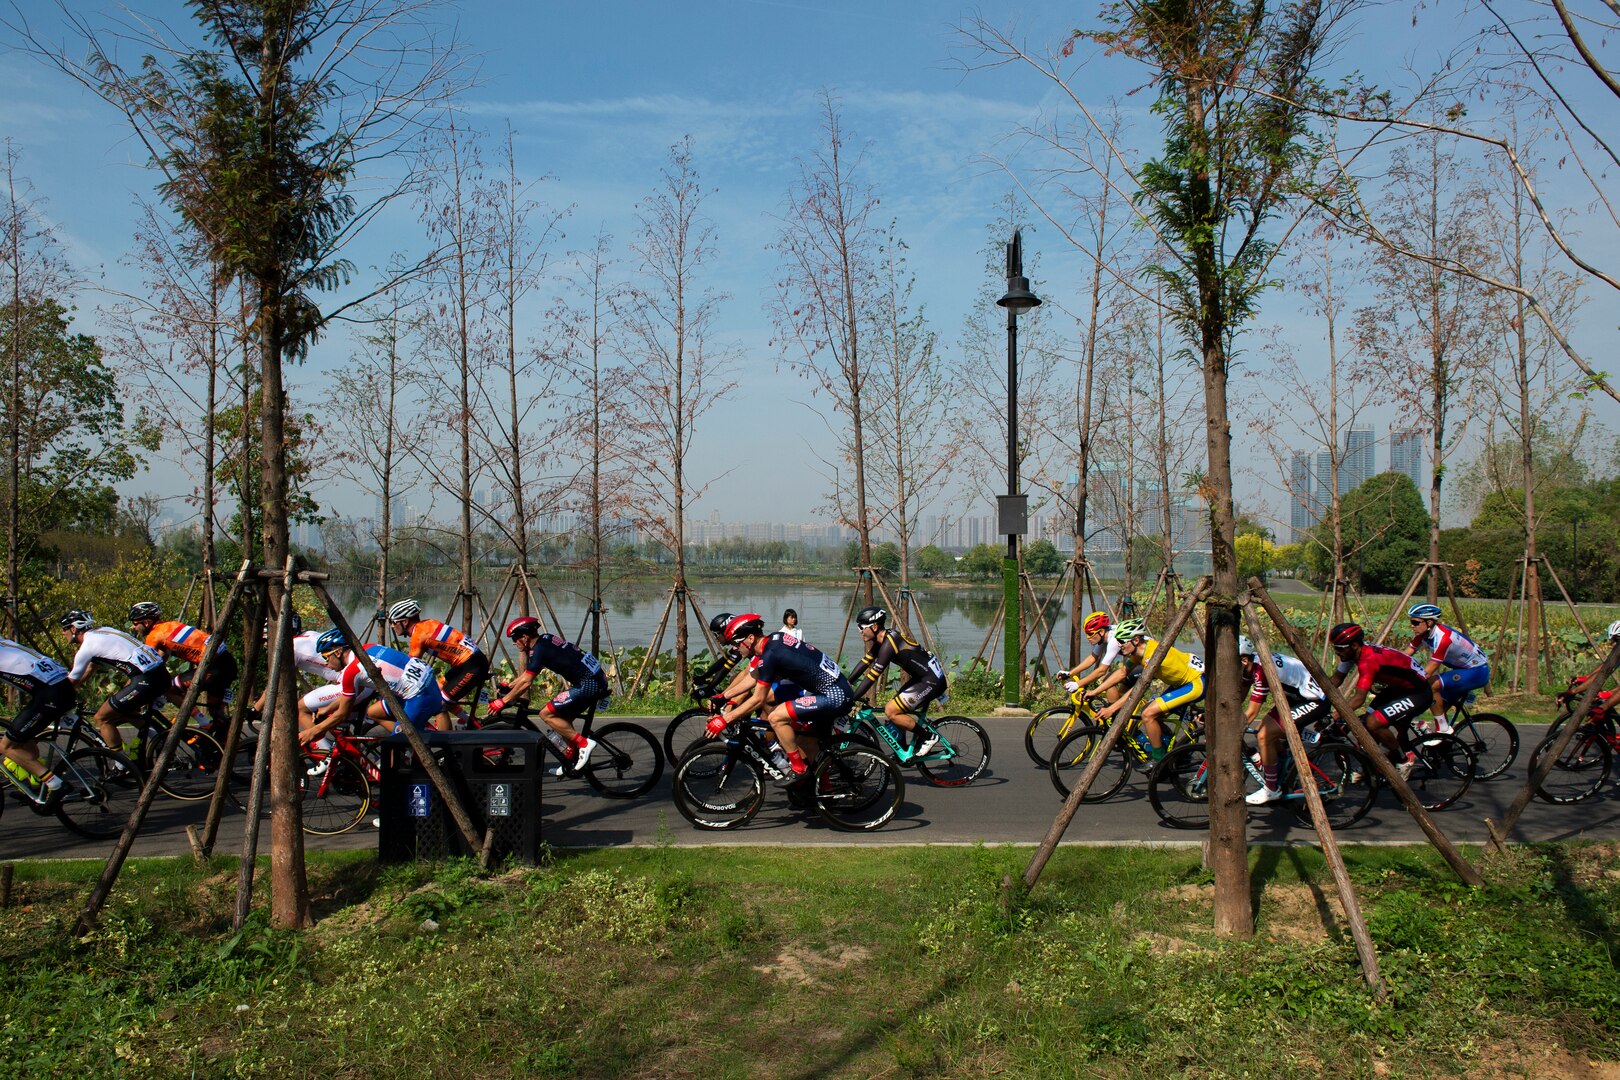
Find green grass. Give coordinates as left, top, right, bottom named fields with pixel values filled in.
left=2, top=844, right=1619, bottom=1077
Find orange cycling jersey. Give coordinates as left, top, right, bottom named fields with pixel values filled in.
left=145, top=620, right=217, bottom=665
left=407, top=619, right=480, bottom=666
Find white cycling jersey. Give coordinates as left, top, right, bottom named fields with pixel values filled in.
left=1414, top=623, right=1489, bottom=670
left=68, top=626, right=165, bottom=680
left=0, top=637, right=70, bottom=691
left=1247, top=652, right=1324, bottom=703
left=291, top=631, right=344, bottom=684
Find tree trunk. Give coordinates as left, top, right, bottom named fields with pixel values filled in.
left=1071, top=218, right=1103, bottom=664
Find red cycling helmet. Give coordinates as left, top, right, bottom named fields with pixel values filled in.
left=505, top=616, right=541, bottom=641
left=1329, top=622, right=1366, bottom=649
left=723, top=612, right=765, bottom=644
left=1082, top=611, right=1112, bottom=635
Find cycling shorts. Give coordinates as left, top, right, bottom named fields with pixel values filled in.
left=770, top=680, right=805, bottom=704
left=1437, top=665, right=1490, bottom=704
left=302, top=684, right=348, bottom=714
left=1368, top=687, right=1427, bottom=730
left=3, top=679, right=74, bottom=740
left=397, top=679, right=445, bottom=729
left=191, top=649, right=239, bottom=696
left=1150, top=675, right=1205, bottom=714
left=894, top=677, right=946, bottom=713
left=441, top=652, right=490, bottom=702
left=108, top=667, right=171, bottom=717
left=547, top=674, right=609, bottom=721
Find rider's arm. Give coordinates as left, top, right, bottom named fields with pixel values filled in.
left=301, top=693, right=353, bottom=743
left=720, top=678, right=769, bottom=724
left=1062, top=654, right=1098, bottom=680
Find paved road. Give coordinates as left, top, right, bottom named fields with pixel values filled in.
left=4, top=718, right=1616, bottom=862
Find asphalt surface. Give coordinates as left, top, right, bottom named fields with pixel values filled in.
left=3, top=717, right=1616, bottom=862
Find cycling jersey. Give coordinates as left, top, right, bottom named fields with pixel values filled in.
left=406, top=619, right=481, bottom=667
left=145, top=620, right=226, bottom=666
left=0, top=638, right=70, bottom=693
left=1413, top=623, right=1489, bottom=670
left=68, top=627, right=164, bottom=680
left=1131, top=639, right=1205, bottom=687
left=524, top=633, right=603, bottom=686
left=291, top=631, right=343, bottom=684
left=340, top=644, right=434, bottom=701
left=753, top=632, right=845, bottom=695
left=1337, top=644, right=1429, bottom=694
left=1089, top=635, right=1123, bottom=668
left=848, top=629, right=946, bottom=699
left=1247, top=653, right=1324, bottom=704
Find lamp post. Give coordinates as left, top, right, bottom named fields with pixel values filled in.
left=996, top=229, right=1040, bottom=709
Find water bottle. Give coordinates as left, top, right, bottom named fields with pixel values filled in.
left=2, top=756, right=38, bottom=786
left=541, top=728, right=571, bottom=756
left=767, top=741, right=792, bottom=773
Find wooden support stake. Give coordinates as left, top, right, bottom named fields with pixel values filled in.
left=234, top=560, right=297, bottom=929
left=77, top=561, right=253, bottom=936
left=1372, top=562, right=1429, bottom=647
left=626, top=587, right=676, bottom=699
left=199, top=581, right=268, bottom=857
left=1241, top=600, right=1384, bottom=999
left=1019, top=578, right=1212, bottom=894
left=1248, top=577, right=1485, bottom=887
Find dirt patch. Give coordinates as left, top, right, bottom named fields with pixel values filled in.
left=753, top=944, right=871, bottom=986
left=1258, top=883, right=1347, bottom=944
left=1133, top=930, right=1212, bottom=955
left=1464, top=1044, right=1620, bottom=1078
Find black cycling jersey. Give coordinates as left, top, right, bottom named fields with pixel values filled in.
left=525, top=633, right=603, bottom=686
left=693, top=650, right=743, bottom=696
left=848, top=629, right=945, bottom=699
left=753, top=632, right=844, bottom=694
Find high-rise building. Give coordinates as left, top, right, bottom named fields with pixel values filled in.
left=1341, top=426, right=1375, bottom=495
left=1390, top=428, right=1424, bottom=490
left=1289, top=451, right=1316, bottom=543
left=1313, top=450, right=1333, bottom=514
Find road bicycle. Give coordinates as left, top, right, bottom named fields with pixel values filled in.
left=671, top=712, right=904, bottom=832
left=298, top=729, right=383, bottom=835
left=1146, top=729, right=1377, bottom=830
left=1316, top=712, right=1477, bottom=811
left=1, top=718, right=141, bottom=839
left=1024, top=681, right=1146, bottom=766
left=478, top=694, right=664, bottom=799
left=1526, top=678, right=1617, bottom=804
left=1046, top=703, right=1205, bottom=801
left=44, top=704, right=252, bottom=808
left=1417, top=694, right=1517, bottom=781
left=847, top=705, right=991, bottom=787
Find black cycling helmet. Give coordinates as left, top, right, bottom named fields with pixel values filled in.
left=129, top=601, right=162, bottom=623
left=709, top=611, right=735, bottom=637
left=856, top=606, right=887, bottom=630
left=60, top=609, right=95, bottom=632
left=1329, top=622, right=1366, bottom=649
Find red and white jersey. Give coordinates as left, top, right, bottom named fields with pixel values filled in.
left=339, top=644, right=433, bottom=700
left=1414, top=623, right=1489, bottom=670
left=291, top=631, right=344, bottom=684
left=68, top=627, right=165, bottom=680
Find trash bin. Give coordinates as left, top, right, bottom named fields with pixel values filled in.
left=377, top=729, right=543, bottom=865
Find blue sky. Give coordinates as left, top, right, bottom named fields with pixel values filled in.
left=2, top=0, right=1615, bottom=537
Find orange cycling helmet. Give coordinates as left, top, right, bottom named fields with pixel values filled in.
left=1082, top=611, right=1112, bottom=635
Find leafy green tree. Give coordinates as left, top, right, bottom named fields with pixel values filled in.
left=1309, top=472, right=1427, bottom=593
left=871, top=541, right=902, bottom=576
left=962, top=543, right=1002, bottom=580
left=1234, top=532, right=1276, bottom=582
left=1024, top=538, right=1062, bottom=575
left=915, top=544, right=953, bottom=578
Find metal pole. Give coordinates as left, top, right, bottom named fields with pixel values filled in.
left=1003, top=293, right=1020, bottom=707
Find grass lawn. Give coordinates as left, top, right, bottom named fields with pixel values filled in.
left=2, top=843, right=1618, bottom=1078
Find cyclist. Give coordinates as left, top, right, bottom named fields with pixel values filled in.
left=129, top=601, right=238, bottom=731
left=708, top=612, right=853, bottom=783
left=0, top=636, right=75, bottom=803
left=1565, top=619, right=1620, bottom=712
left=486, top=618, right=604, bottom=773
left=1058, top=611, right=1132, bottom=703
left=60, top=609, right=167, bottom=756
left=300, top=629, right=445, bottom=744
left=847, top=605, right=945, bottom=756
left=1405, top=602, right=1491, bottom=728
left=1329, top=621, right=1433, bottom=774
left=1094, top=618, right=1205, bottom=760
left=281, top=615, right=349, bottom=734
left=696, top=611, right=745, bottom=696
left=1237, top=635, right=1328, bottom=805
left=387, top=599, right=490, bottom=723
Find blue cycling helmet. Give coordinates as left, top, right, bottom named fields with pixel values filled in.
left=1407, top=603, right=1443, bottom=621
left=315, top=627, right=347, bottom=654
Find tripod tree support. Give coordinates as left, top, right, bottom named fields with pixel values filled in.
left=1240, top=600, right=1384, bottom=999
left=1018, top=577, right=1212, bottom=897
left=235, top=558, right=298, bottom=929
left=1487, top=638, right=1620, bottom=848
left=193, top=576, right=267, bottom=860
left=1248, top=578, right=1484, bottom=887
left=76, top=561, right=254, bottom=936
left=309, top=576, right=482, bottom=854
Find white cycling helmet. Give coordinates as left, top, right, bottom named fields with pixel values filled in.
left=1609, top=619, right=1620, bottom=642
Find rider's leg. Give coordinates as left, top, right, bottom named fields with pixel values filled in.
left=1256, top=711, right=1282, bottom=790
left=0, top=734, right=48, bottom=778
left=91, top=700, right=127, bottom=751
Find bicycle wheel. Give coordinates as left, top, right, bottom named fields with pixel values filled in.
left=1451, top=712, right=1518, bottom=781
left=1024, top=705, right=1082, bottom=766
left=582, top=722, right=664, bottom=798
left=915, top=717, right=991, bottom=787
left=53, top=748, right=141, bottom=840
left=1147, top=742, right=1212, bottom=829
left=1048, top=724, right=1131, bottom=801
left=1291, top=742, right=1376, bottom=829
left=814, top=745, right=904, bottom=831
left=299, top=752, right=370, bottom=835
left=672, top=743, right=764, bottom=830
left=664, top=706, right=714, bottom=765
left=1404, top=733, right=1475, bottom=811
left=142, top=727, right=225, bottom=801
left=1530, top=726, right=1612, bottom=804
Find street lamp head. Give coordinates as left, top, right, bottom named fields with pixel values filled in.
left=997, top=276, right=1041, bottom=314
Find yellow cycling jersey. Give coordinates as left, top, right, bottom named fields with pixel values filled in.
left=1136, top=639, right=1206, bottom=687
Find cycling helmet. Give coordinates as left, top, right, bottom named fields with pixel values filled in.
left=1329, top=622, right=1366, bottom=648
left=387, top=598, right=422, bottom=623
left=505, top=616, right=541, bottom=641
left=1237, top=635, right=1256, bottom=657
left=856, top=606, right=887, bottom=629
left=1407, top=603, right=1443, bottom=621
left=1082, top=611, right=1112, bottom=635
left=1608, top=619, right=1620, bottom=642
left=287, top=611, right=303, bottom=635
left=1113, top=618, right=1148, bottom=643
left=315, top=627, right=347, bottom=654
left=723, top=613, right=765, bottom=644
left=60, top=609, right=95, bottom=632
left=129, top=601, right=162, bottom=623
left=708, top=612, right=735, bottom=637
